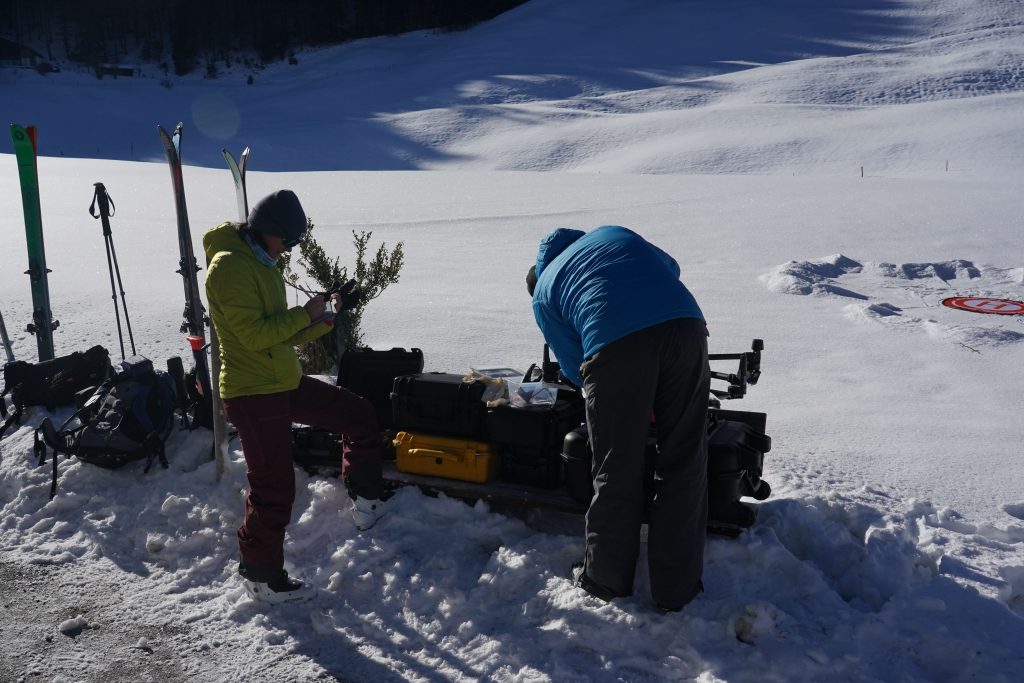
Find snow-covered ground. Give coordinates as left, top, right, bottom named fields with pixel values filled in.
left=1, top=1, right=1023, bottom=681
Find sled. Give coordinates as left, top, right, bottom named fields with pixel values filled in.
left=381, top=462, right=756, bottom=538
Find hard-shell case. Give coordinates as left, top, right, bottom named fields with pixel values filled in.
left=292, top=427, right=341, bottom=469
left=706, top=415, right=772, bottom=503
left=486, top=399, right=585, bottom=488
left=560, top=412, right=772, bottom=529
left=393, top=431, right=500, bottom=483
left=390, top=372, right=489, bottom=439
left=336, top=347, right=424, bottom=429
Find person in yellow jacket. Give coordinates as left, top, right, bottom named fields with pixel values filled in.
left=204, top=189, right=385, bottom=604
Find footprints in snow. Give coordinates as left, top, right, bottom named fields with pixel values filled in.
left=759, top=494, right=1024, bottom=617
left=761, top=255, right=1024, bottom=349
left=1003, top=502, right=1024, bottom=522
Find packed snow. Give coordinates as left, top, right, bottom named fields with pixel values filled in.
left=1, top=1, right=1023, bottom=681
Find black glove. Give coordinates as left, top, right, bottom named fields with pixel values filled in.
left=330, top=279, right=364, bottom=311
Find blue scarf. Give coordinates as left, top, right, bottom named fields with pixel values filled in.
left=243, top=231, right=277, bottom=267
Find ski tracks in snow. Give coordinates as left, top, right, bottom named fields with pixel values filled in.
left=761, top=254, right=1024, bottom=351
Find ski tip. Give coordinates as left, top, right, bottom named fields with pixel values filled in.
left=9, top=124, right=38, bottom=152
left=157, top=122, right=184, bottom=135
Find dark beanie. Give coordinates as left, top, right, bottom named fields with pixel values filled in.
left=247, top=190, right=307, bottom=242
left=526, top=265, right=538, bottom=297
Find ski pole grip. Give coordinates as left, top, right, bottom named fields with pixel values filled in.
left=90, top=182, right=115, bottom=226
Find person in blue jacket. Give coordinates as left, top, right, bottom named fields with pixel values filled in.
left=527, top=225, right=710, bottom=611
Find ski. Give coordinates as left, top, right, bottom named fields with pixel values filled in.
left=223, top=146, right=250, bottom=222
left=157, top=123, right=213, bottom=430
left=206, top=145, right=252, bottom=481
left=9, top=124, right=58, bottom=361
left=0, top=309, right=14, bottom=363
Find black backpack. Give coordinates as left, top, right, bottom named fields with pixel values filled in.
left=0, top=345, right=112, bottom=440
left=37, top=356, right=177, bottom=498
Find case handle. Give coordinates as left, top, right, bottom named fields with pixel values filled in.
left=407, top=447, right=464, bottom=462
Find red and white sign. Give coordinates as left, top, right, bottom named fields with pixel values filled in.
left=941, top=297, right=1024, bottom=315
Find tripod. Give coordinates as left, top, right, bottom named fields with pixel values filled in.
left=89, top=182, right=136, bottom=360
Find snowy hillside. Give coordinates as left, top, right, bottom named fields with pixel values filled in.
left=1, top=1, right=1023, bottom=681
left=2, top=0, right=1023, bottom=175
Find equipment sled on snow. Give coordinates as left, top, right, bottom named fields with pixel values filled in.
left=305, top=340, right=773, bottom=537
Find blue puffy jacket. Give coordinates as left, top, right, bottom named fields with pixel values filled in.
left=531, top=225, right=704, bottom=387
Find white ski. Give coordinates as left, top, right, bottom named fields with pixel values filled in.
left=209, top=146, right=251, bottom=480
left=0, top=309, right=14, bottom=363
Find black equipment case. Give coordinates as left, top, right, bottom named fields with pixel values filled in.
left=337, top=347, right=424, bottom=429
left=560, top=411, right=772, bottom=529
left=705, top=411, right=772, bottom=524
left=292, top=426, right=342, bottom=470
left=391, top=372, right=489, bottom=440
left=486, top=399, right=586, bottom=489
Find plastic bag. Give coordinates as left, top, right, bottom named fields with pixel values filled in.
left=506, top=381, right=557, bottom=408
left=464, top=369, right=510, bottom=407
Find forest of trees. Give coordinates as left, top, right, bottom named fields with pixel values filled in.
left=1, top=0, right=528, bottom=75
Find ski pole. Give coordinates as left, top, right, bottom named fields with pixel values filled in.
left=90, top=182, right=136, bottom=359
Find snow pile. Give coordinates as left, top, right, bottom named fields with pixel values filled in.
left=58, top=615, right=89, bottom=637
left=759, top=254, right=865, bottom=297
left=761, top=255, right=1024, bottom=350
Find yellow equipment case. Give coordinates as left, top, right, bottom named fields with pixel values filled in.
left=393, top=431, right=500, bottom=484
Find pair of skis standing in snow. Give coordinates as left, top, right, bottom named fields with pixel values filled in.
left=157, top=122, right=244, bottom=480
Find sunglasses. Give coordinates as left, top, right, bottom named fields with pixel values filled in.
left=282, top=231, right=306, bottom=249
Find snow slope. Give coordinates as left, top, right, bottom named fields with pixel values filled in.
left=2, top=0, right=1023, bottom=175
left=1, top=1, right=1023, bottom=681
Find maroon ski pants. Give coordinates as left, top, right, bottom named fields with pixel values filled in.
left=223, top=375, right=383, bottom=580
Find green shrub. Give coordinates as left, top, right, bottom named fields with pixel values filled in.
left=280, top=220, right=404, bottom=373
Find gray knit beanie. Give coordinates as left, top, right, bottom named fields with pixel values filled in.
left=247, top=190, right=307, bottom=243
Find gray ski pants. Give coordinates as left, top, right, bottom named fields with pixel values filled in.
left=580, top=317, right=710, bottom=609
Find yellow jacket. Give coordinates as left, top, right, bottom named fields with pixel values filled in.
left=203, top=222, right=330, bottom=399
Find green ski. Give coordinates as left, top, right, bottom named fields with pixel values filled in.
left=9, top=124, right=58, bottom=361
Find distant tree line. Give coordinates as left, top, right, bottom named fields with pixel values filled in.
left=1, top=0, right=528, bottom=76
